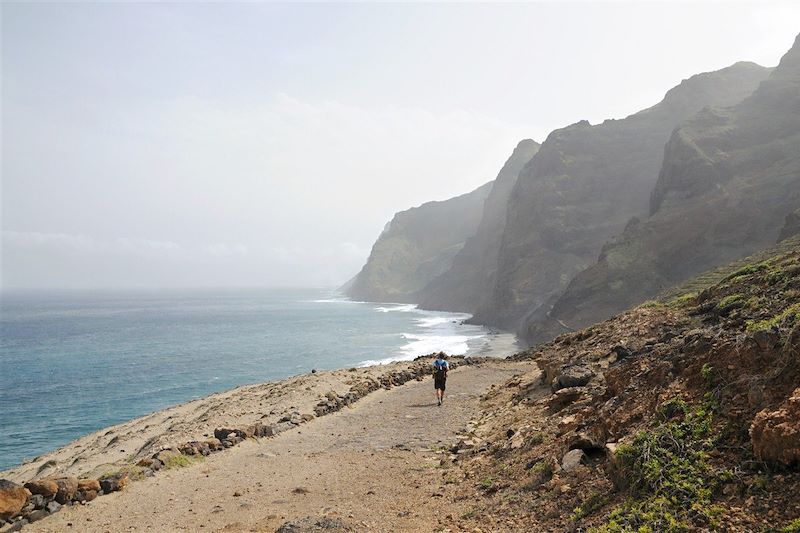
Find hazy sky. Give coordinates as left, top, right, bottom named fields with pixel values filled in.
left=2, top=2, right=798, bottom=289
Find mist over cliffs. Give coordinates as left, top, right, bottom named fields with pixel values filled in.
left=531, top=33, right=800, bottom=342
left=416, top=139, right=541, bottom=313
left=346, top=34, right=799, bottom=347
left=345, top=181, right=493, bottom=303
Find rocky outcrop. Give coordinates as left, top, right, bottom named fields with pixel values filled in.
left=751, top=388, right=800, bottom=466
left=477, top=61, right=770, bottom=333
left=417, top=139, right=540, bottom=312
left=345, top=182, right=493, bottom=303
left=537, top=34, right=800, bottom=342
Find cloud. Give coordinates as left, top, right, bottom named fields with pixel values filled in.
left=4, top=92, right=535, bottom=289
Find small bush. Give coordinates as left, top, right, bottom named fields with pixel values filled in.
left=715, top=294, right=754, bottom=314
left=721, top=262, right=769, bottom=283
left=529, top=432, right=545, bottom=445
left=592, top=401, right=723, bottom=532
left=781, top=518, right=800, bottom=532
left=164, top=454, right=203, bottom=469
left=746, top=302, right=800, bottom=332
left=667, top=292, right=698, bottom=308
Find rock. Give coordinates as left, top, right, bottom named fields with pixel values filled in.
left=611, top=345, right=633, bottom=360
left=27, top=509, right=49, bottom=523
left=137, top=457, right=163, bottom=471
left=29, top=494, right=45, bottom=510
left=264, top=422, right=295, bottom=437
left=45, top=500, right=61, bottom=513
left=547, top=387, right=585, bottom=412
left=74, top=479, right=100, bottom=502
left=77, top=479, right=100, bottom=493
left=205, top=438, right=222, bottom=451
left=23, top=479, right=58, bottom=499
left=551, top=365, right=595, bottom=392
left=561, top=449, right=586, bottom=472
left=300, top=414, right=315, bottom=422
left=275, top=516, right=354, bottom=532
left=99, top=472, right=129, bottom=493
left=2, top=518, right=28, bottom=532
left=751, top=388, right=800, bottom=466
left=74, top=488, right=98, bottom=502
left=752, top=328, right=780, bottom=351
left=52, top=477, right=78, bottom=504
left=0, top=480, right=30, bottom=521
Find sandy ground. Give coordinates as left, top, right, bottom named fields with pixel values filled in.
left=2, top=360, right=455, bottom=483
left=19, top=360, right=535, bottom=533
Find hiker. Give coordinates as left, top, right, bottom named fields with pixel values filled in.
left=432, top=352, right=449, bottom=406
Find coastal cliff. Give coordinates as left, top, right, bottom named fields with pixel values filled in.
left=345, top=181, right=492, bottom=303
left=417, top=139, right=541, bottom=313
left=474, top=61, right=771, bottom=331
left=531, top=34, right=800, bottom=343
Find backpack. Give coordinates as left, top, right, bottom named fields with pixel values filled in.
left=433, top=359, right=448, bottom=378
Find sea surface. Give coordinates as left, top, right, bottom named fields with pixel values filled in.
left=0, top=288, right=496, bottom=471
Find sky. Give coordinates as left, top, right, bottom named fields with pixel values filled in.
left=2, top=1, right=798, bottom=289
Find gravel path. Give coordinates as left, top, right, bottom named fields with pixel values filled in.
left=23, top=361, right=532, bottom=533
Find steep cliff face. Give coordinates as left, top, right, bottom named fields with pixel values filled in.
left=417, top=140, right=540, bottom=312
left=474, top=61, right=771, bottom=330
left=534, top=34, right=800, bottom=343
left=345, top=181, right=493, bottom=303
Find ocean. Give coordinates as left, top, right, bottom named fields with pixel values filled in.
left=0, top=288, right=496, bottom=472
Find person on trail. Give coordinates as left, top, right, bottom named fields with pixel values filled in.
left=432, top=352, right=449, bottom=406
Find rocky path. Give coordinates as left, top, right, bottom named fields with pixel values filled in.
left=23, top=361, right=532, bottom=533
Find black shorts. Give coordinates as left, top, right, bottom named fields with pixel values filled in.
left=434, top=376, right=446, bottom=391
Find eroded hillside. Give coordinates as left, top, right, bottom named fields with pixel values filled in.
left=435, top=237, right=800, bottom=532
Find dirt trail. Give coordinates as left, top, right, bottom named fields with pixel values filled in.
left=24, top=361, right=533, bottom=533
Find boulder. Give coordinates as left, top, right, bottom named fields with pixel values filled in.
left=0, top=480, right=30, bottom=521
left=551, top=365, right=595, bottom=392
left=45, top=501, right=61, bottom=514
left=23, top=479, right=58, bottom=499
left=751, top=388, right=800, bottom=466
left=27, top=509, right=49, bottom=523
left=53, top=477, right=78, bottom=504
left=561, top=449, right=586, bottom=472
left=99, top=472, right=129, bottom=493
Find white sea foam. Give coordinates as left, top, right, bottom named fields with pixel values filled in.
left=374, top=303, right=417, bottom=313
left=357, top=305, right=490, bottom=366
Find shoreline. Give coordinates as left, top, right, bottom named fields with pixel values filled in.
left=0, top=330, right=519, bottom=483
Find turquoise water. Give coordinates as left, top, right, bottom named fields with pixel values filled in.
left=0, top=288, right=490, bottom=471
